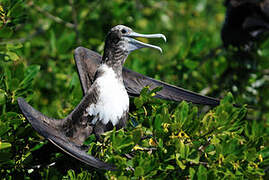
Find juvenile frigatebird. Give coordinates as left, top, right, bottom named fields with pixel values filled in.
left=18, top=25, right=220, bottom=170
left=222, top=0, right=269, bottom=49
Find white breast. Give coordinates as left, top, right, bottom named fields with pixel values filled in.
left=86, top=64, right=129, bottom=126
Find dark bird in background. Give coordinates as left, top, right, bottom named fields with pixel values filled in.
left=221, top=0, right=269, bottom=49
left=18, top=25, right=220, bottom=170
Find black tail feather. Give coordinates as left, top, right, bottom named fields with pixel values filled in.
left=17, top=97, right=117, bottom=171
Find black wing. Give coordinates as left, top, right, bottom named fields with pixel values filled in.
left=122, top=68, right=220, bottom=106
left=17, top=97, right=116, bottom=171
left=74, top=47, right=220, bottom=106
left=74, top=47, right=101, bottom=96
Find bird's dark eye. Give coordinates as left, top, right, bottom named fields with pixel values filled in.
left=121, top=29, right=127, bottom=34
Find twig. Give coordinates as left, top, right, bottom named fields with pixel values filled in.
left=27, top=1, right=75, bottom=29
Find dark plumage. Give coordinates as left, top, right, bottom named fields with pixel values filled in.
left=18, top=25, right=220, bottom=170
left=74, top=47, right=220, bottom=106
left=221, top=0, right=269, bottom=49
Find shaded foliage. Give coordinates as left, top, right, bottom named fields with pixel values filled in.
left=0, top=0, right=268, bottom=179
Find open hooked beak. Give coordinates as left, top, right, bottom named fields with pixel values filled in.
left=124, top=31, right=166, bottom=53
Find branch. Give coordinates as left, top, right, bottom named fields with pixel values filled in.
left=27, top=1, right=75, bottom=29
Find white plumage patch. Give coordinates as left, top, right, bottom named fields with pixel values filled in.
left=86, top=64, right=129, bottom=126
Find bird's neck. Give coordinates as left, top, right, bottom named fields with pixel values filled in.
left=101, top=42, right=128, bottom=74
left=98, top=52, right=127, bottom=81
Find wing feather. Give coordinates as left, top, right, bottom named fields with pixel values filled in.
left=74, top=47, right=220, bottom=106
left=17, top=97, right=116, bottom=170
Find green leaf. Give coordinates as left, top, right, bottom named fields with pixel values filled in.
left=221, top=92, right=234, bottom=105
left=183, top=59, right=199, bottom=70
left=179, top=140, right=186, bottom=158
left=176, top=160, right=186, bottom=170
left=0, top=27, right=13, bottom=38
left=211, top=135, right=220, bottom=145
left=50, top=30, right=57, bottom=57
left=118, top=176, right=128, bottom=180
left=180, top=101, right=189, bottom=125
left=134, top=166, right=144, bottom=177
left=0, top=89, right=6, bottom=105
left=150, top=86, right=163, bottom=95
left=6, top=43, right=23, bottom=50
left=165, top=164, right=175, bottom=170
left=30, top=142, right=45, bottom=152
left=83, top=134, right=96, bottom=145
left=154, top=114, right=162, bottom=131
left=187, top=151, right=200, bottom=164
left=132, top=127, right=142, bottom=144
left=134, top=96, right=143, bottom=108
left=189, top=167, right=196, bottom=180
left=176, top=153, right=186, bottom=170
left=57, top=31, right=76, bottom=54
left=67, top=169, right=76, bottom=180
left=6, top=51, right=19, bottom=61
left=140, top=86, right=150, bottom=97
left=0, top=121, right=11, bottom=136
left=197, top=165, right=207, bottom=180
left=17, top=65, right=40, bottom=90
left=0, top=142, right=11, bottom=150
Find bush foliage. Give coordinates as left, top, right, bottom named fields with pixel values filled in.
left=0, top=0, right=268, bottom=179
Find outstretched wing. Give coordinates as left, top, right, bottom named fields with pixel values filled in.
left=123, top=68, right=220, bottom=106
left=74, top=47, right=101, bottom=96
left=74, top=47, right=220, bottom=106
left=17, top=97, right=116, bottom=171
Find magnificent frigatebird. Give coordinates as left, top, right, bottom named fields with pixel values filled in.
left=18, top=25, right=220, bottom=170
left=222, top=0, right=269, bottom=49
